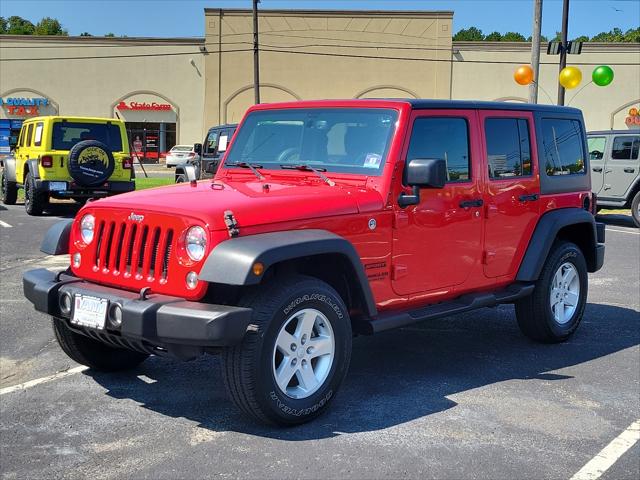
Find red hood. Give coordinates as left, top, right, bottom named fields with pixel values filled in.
left=90, top=176, right=384, bottom=231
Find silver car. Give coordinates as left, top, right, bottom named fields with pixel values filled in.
left=165, top=145, right=199, bottom=168
left=588, top=130, right=640, bottom=227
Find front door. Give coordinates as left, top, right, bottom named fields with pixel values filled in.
left=480, top=111, right=540, bottom=278
left=392, top=110, right=485, bottom=296
left=602, top=134, right=640, bottom=198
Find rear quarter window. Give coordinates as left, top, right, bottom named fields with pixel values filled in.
left=611, top=136, right=640, bottom=160
left=541, top=118, right=585, bottom=176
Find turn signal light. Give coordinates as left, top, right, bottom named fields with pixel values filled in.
left=40, top=155, right=53, bottom=167
left=122, top=157, right=133, bottom=169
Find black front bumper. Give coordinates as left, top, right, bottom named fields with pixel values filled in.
left=23, top=268, right=252, bottom=357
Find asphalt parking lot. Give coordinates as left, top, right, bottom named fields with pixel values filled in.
left=0, top=203, right=638, bottom=480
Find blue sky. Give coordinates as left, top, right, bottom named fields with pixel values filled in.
left=1, top=0, right=639, bottom=38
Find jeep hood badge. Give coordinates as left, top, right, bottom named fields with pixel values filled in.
left=128, top=212, right=144, bottom=222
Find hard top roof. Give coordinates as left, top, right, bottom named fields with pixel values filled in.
left=588, top=130, right=639, bottom=135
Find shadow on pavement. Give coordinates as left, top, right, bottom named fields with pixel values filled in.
left=596, top=213, right=637, bottom=229
left=14, top=200, right=81, bottom=219
left=88, top=302, right=639, bottom=440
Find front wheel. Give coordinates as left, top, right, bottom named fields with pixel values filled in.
left=515, top=241, right=588, bottom=343
left=631, top=191, right=640, bottom=228
left=221, top=275, right=352, bottom=425
left=1, top=170, right=18, bottom=205
left=53, top=317, right=149, bottom=371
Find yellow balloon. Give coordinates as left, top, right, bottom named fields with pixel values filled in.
left=559, top=66, right=582, bottom=89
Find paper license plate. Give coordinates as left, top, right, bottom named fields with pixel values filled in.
left=71, top=294, right=107, bottom=329
left=48, top=181, right=67, bottom=191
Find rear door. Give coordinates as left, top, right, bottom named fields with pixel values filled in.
left=391, top=109, right=485, bottom=296
left=603, top=134, right=640, bottom=198
left=481, top=111, right=540, bottom=279
left=587, top=135, right=607, bottom=194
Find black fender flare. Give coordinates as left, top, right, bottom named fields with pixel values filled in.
left=516, top=208, right=599, bottom=282
left=2, top=157, right=17, bottom=182
left=26, top=159, right=40, bottom=180
left=41, top=219, right=73, bottom=255
left=199, top=229, right=378, bottom=317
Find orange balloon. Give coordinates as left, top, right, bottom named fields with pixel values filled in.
left=514, top=65, right=534, bottom=85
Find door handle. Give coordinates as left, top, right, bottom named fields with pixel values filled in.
left=605, top=169, right=613, bottom=173
left=624, top=168, right=635, bottom=173
left=592, top=167, right=603, bottom=172
left=518, top=193, right=539, bottom=202
left=459, top=199, right=484, bottom=208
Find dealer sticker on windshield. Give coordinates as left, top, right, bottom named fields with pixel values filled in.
left=71, top=294, right=108, bottom=330
left=363, top=153, right=382, bottom=169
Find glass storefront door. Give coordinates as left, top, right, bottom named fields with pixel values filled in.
left=125, top=122, right=176, bottom=163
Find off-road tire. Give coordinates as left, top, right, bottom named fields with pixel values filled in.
left=631, top=191, right=640, bottom=228
left=52, top=317, right=148, bottom=371
left=221, top=275, right=352, bottom=425
left=175, top=174, right=186, bottom=183
left=515, top=241, right=588, bottom=343
left=68, top=140, right=115, bottom=187
left=1, top=170, right=18, bottom=205
left=24, top=172, right=48, bottom=216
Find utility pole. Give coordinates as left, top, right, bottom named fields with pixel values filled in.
left=252, top=0, right=260, bottom=104
left=529, top=0, right=543, bottom=104
left=557, top=0, right=570, bottom=105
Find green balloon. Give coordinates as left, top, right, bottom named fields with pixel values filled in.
left=592, top=65, right=614, bottom=86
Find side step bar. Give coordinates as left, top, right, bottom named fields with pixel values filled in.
left=355, top=282, right=535, bottom=335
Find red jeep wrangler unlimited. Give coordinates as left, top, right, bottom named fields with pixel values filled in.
left=24, top=100, right=605, bottom=425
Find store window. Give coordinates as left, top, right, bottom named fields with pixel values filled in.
left=126, top=122, right=176, bottom=163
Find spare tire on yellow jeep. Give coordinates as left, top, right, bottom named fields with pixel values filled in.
left=67, top=140, right=115, bottom=187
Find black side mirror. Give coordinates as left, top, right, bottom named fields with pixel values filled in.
left=398, top=158, right=447, bottom=208
left=193, top=143, right=202, bottom=155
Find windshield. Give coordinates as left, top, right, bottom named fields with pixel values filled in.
left=171, top=146, right=192, bottom=152
left=224, top=108, right=398, bottom=176
left=52, top=122, right=123, bottom=151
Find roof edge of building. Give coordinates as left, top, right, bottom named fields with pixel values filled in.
left=205, top=8, right=454, bottom=18
left=453, top=40, right=640, bottom=52
left=0, top=35, right=205, bottom=44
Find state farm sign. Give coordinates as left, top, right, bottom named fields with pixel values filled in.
left=116, top=101, right=172, bottom=111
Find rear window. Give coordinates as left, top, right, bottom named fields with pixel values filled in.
left=51, top=122, right=123, bottom=151
left=540, top=118, right=585, bottom=176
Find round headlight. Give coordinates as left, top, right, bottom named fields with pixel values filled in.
left=185, top=226, right=207, bottom=262
left=80, top=214, right=95, bottom=244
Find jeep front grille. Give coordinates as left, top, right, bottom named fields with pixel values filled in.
left=93, top=220, right=174, bottom=283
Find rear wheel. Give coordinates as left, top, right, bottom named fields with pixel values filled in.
left=631, top=191, right=640, bottom=228
left=52, top=317, right=148, bottom=371
left=1, top=170, right=18, bottom=205
left=515, top=241, right=588, bottom=343
left=221, top=275, right=352, bottom=425
left=175, top=174, right=186, bottom=183
left=24, top=172, right=48, bottom=216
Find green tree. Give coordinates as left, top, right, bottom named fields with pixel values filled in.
left=572, top=35, right=590, bottom=42
left=453, top=27, right=484, bottom=41
left=105, top=32, right=115, bottom=37
left=0, top=17, right=7, bottom=34
left=623, top=27, right=640, bottom=42
left=502, top=31, right=527, bottom=41
left=80, top=32, right=92, bottom=36
left=6, top=15, right=35, bottom=35
left=485, top=31, right=502, bottom=41
left=591, top=27, right=625, bottom=42
left=34, top=17, right=67, bottom=35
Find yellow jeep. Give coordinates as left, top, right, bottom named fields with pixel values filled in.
left=1, top=116, right=134, bottom=215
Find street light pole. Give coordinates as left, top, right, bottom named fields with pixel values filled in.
left=253, top=0, right=260, bottom=105
left=557, top=0, right=570, bottom=105
left=529, top=0, right=543, bottom=104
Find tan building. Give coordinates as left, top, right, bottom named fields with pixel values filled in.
left=1, top=8, right=639, bottom=159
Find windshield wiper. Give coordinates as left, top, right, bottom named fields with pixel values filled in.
left=225, top=162, right=265, bottom=181
left=280, top=164, right=335, bottom=187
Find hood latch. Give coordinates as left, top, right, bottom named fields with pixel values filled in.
left=224, top=210, right=239, bottom=238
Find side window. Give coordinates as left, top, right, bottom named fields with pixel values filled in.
left=587, top=136, right=606, bottom=160
left=485, top=118, right=532, bottom=179
left=407, top=117, right=470, bottom=182
left=34, top=122, right=44, bottom=147
left=25, top=124, right=34, bottom=148
left=541, top=118, right=585, bottom=176
left=204, top=130, right=218, bottom=155
left=611, top=136, right=640, bottom=160
left=17, top=128, right=24, bottom=148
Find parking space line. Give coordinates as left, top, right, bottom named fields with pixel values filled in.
left=605, top=227, right=640, bottom=236
left=569, top=419, right=640, bottom=480
left=0, top=366, right=88, bottom=396
left=0, top=219, right=12, bottom=228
